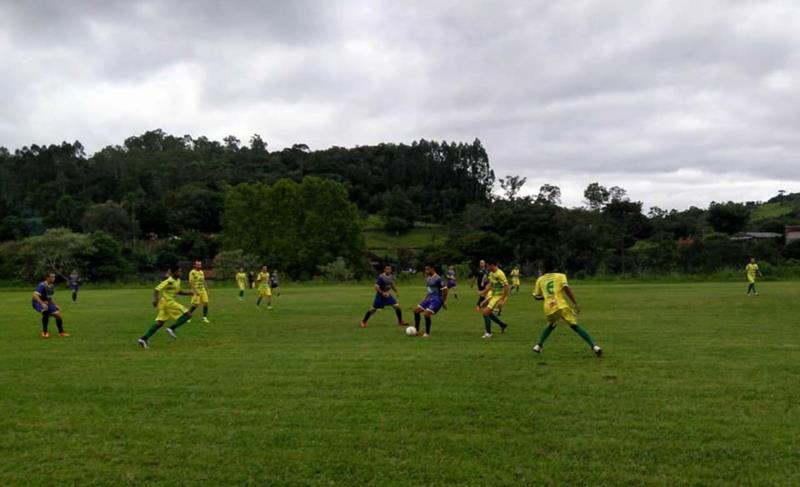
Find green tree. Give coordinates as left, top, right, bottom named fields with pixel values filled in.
left=14, top=228, right=93, bottom=281
left=82, top=201, right=140, bottom=240
left=584, top=182, right=610, bottom=210
left=707, top=202, right=750, bottom=234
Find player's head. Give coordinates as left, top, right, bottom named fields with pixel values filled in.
left=424, top=263, right=436, bottom=276
left=383, top=264, right=393, bottom=275
left=750, top=257, right=756, bottom=263
left=513, top=265, right=519, bottom=270
left=239, top=266, right=244, bottom=272
left=261, top=265, right=268, bottom=272
left=44, top=272, right=56, bottom=284
left=485, top=259, right=498, bottom=271
left=194, top=260, right=202, bottom=270
left=479, top=259, right=486, bottom=269
left=170, top=267, right=183, bottom=278
left=448, top=265, right=454, bottom=271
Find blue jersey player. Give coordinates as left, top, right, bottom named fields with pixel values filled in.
left=32, top=272, right=70, bottom=338
left=412, top=264, right=449, bottom=337
left=68, top=270, right=80, bottom=302
left=361, top=265, right=407, bottom=328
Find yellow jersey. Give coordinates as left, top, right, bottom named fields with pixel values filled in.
left=256, top=271, right=271, bottom=289
left=188, top=269, right=207, bottom=293
left=155, top=276, right=181, bottom=304
left=235, top=272, right=248, bottom=287
left=487, top=269, right=509, bottom=295
left=534, top=273, right=571, bottom=316
left=746, top=263, right=759, bottom=281
left=510, top=269, right=520, bottom=279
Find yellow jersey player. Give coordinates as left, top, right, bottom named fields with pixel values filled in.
left=188, top=260, right=210, bottom=323
left=510, top=266, right=521, bottom=293
left=236, top=267, right=248, bottom=301
left=532, top=260, right=602, bottom=357
left=137, top=266, right=194, bottom=349
left=746, top=257, right=762, bottom=296
left=256, top=265, right=273, bottom=309
left=479, top=259, right=510, bottom=338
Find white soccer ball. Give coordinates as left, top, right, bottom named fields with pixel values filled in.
left=405, top=326, right=418, bottom=337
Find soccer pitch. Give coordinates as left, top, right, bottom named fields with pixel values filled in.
left=1, top=282, right=798, bottom=485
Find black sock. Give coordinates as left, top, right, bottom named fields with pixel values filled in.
left=414, top=313, right=421, bottom=330
left=55, top=317, right=64, bottom=333
left=395, top=308, right=403, bottom=323
left=483, top=315, right=492, bottom=333
left=489, top=314, right=507, bottom=328
left=41, top=313, right=50, bottom=333
left=189, top=305, right=197, bottom=314
left=362, top=310, right=373, bottom=323
left=203, top=306, right=208, bottom=317
left=424, top=316, right=431, bottom=334
left=72, top=292, right=77, bottom=302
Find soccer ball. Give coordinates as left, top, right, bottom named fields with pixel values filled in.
left=405, top=326, right=418, bottom=337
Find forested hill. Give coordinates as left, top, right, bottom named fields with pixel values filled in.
left=0, top=130, right=494, bottom=240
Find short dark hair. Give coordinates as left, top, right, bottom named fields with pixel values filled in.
left=540, top=258, right=556, bottom=273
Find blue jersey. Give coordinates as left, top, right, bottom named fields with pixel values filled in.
left=376, top=273, right=395, bottom=293
left=446, top=270, right=456, bottom=281
left=426, top=274, right=447, bottom=298
left=34, top=282, right=55, bottom=301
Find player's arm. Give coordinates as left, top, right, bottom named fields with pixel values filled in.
left=441, top=285, right=449, bottom=309
left=178, top=290, right=193, bottom=296
left=32, top=289, right=48, bottom=308
left=563, top=285, right=580, bottom=313
left=533, top=280, right=544, bottom=300
left=391, top=282, right=399, bottom=296
left=500, top=282, right=510, bottom=304
left=152, top=288, right=160, bottom=307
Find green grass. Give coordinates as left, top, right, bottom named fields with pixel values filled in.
left=751, top=202, right=793, bottom=221
left=1, top=282, right=799, bottom=485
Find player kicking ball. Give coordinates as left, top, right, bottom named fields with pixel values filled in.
left=479, top=260, right=510, bottom=338
left=32, top=272, right=70, bottom=338
left=137, top=267, right=194, bottom=349
left=411, top=264, right=448, bottom=337
left=361, top=264, right=407, bottom=328
left=532, top=260, right=602, bottom=357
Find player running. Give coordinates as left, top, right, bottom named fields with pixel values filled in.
left=137, top=267, right=194, bottom=349
left=32, top=272, right=70, bottom=338
left=472, top=259, right=488, bottom=311
left=412, top=264, right=448, bottom=337
left=446, top=265, right=458, bottom=299
left=236, top=267, right=248, bottom=301
left=746, top=257, right=762, bottom=296
left=68, top=269, right=80, bottom=302
left=479, top=260, right=510, bottom=338
left=188, top=260, right=210, bottom=323
left=532, top=260, right=602, bottom=357
left=510, top=266, right=521, bottom=294
left=256, top=265, right=273, bottom=309
left=361, top=264, right=407, bottom=328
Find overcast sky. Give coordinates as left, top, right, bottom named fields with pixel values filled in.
left=1, top=0, right=799, bottom=209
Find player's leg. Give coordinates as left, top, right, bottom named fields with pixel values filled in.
left=361, top=307, right=377, bottom=328
left=51, top=309, right=68, bottom=336
left=392, top=304, right=406, bottom=325
left=202, top=293, right=210, bottom=323
left=39, top=307, right=51, bottom=338
left=565, top=310, right=602, bottom=356
left=139, top=319, right=166, bottom=348
left=71, top=286, right=78, bottom=302
left=423, top=310, right=433, bottom=336
left=413, top=305, right=422, bottom=334
left=532, top=318, right=557, bottom=353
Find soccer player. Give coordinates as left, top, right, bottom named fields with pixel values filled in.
left=256, top=265, right=273, bottom=309
left=188, top=260, right=210, bottom=323
left=510, top=266, right=521, bottom=294
left=412, top=264, right=448, bottom=337
left=137, top=267, right=194, bottom=349
left=746, top=257, right=762, bottom=296
left=446, top=265, right=458, bottom=299
left=361, top=264, right=407, bottom=328
left=236, top=267, right=248, bottom=301
left=32, top=272, right=70, bottom=338
left=479, top=260, right=510, bottom=338
left=472, top=259, right=488, bottom=311
left=68, top=269, right=80, bottom=302
left=270, top=270, right=281, bottom=296
left=532, top=260, right=602, bottom=357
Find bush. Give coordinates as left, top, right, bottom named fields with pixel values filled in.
left=317, top=257, right=355, bottom=282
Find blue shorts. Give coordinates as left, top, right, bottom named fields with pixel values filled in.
left=32, top=301, right=58, bottom=314
left=372, top=293, right=398, bottom=309
left=69, top=284, right=79, bottom=292
left=447, top=280, right=456, bottom=289
left=419, top=295, right=443, bottom=314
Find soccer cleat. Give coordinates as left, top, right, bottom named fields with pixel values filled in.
left=267, top=305, right=273, bottom=310
left=500, top=323, right=508, bottom=334
left=422, top=333, right=430, bottom=338
left=41, top=331, right=50, bottom=339
left=186, top=319, right=192, bottom=323
left=532, top=344, right=542, bottom=354
left=481, top=332, right=493, bottom=339
left=398, top=321, right=408, bottom=326
left=593, top=345, right=603, bottom=357
left=165, top=327, right=177, bottom=340
left=202, top=317, right=210, bottom=323
left=360, top=321, right=367, bottom=328
left=58, top=332, right=71, bottom=337
left=138, top=338, right=148, bottom=349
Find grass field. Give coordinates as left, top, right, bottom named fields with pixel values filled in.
left=1, top=281, right=799, bottom=485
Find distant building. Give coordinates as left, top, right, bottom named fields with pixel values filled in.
left=730, top=232, right=782, bottom=242
left=785, top=225, right=800, bottom=246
